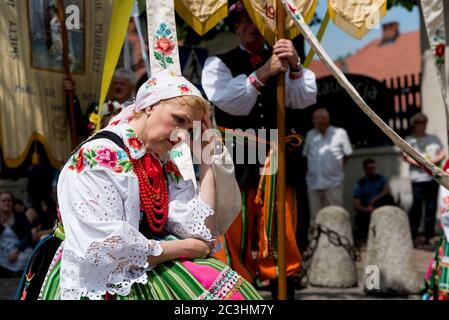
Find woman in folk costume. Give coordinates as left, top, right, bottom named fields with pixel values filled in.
left=421, top=160, right=449, bottom=300
left=17, top=70, right=261, bottom=300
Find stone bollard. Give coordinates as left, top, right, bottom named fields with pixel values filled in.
left=309, top=206, right=358, bottom=288
left=364, top=206, right=420, bottom=295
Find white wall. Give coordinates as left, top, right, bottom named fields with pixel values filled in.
left=343, top=146, right=413, bottom=222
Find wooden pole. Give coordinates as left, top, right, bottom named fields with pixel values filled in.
left=57, top=0, right=78, bottom=150
left=276, top=0, right=287, bottom=301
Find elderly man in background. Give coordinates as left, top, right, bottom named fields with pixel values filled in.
left=63, top=67, right=137, bottom=139
left=303, top=108, right=353, bottom=225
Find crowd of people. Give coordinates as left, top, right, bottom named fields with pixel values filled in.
left=0, top=192, right=57, bottom=276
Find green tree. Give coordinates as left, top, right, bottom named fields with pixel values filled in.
left=387, top=0, right=416, bottom=11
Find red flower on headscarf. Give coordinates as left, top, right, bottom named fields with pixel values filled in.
left=128, top=137, right=142, bottom=150
left=155, top=37, right=175, bottom=55
left=435, top=43, right=445, bottom=58
left=178, top=85, right=191, bottom=94
left=75, top=148, right=85, bottom=173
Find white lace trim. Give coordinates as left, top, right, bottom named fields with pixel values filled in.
left=60, top=236, right=162, bottom=300
left=166, top=196, right=215, bottom=242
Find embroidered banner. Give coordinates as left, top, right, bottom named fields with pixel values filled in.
left=328, top=0, right=387, bottom=40
left=0, top=0, right=113, bottom=167
left=243, top=0, right=317, bottom=45
left=175, top=0, right=228, bottom=36
left=147, top=0, right=182, bottom=75
left=420, top=0, right=448, bottom=126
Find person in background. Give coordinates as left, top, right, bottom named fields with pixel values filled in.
left=353, top=159, right=395, bottom=244
left=0, top=191, right=33, bottom=276
left=25, top=198, right=58, bottom=246
left=87, top=100, right=124, bottom=134
left=13, top=199, right=27, bottom=216
left=404, top=112, right=446, bottom=246
left=63, top=67, right=137, bottom=139
left=303, top=108, right=353, bottom=225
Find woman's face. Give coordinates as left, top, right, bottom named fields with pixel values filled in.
left=142, top=99, right=204, bottom=155
left=0, top=193, right=14, bottom=213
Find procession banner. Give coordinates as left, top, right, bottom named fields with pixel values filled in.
left=147, top=0, right=182, bottom=75
left=328, top=0, right=387, bottom=40
left=0, top=0, right=113, bottom=167
left=282, top=0, right=449, bottom=190
left=243, top=0, right=317, bottom=45
left=420, top=0, right=448, bottom=127
left=174, top=0, right=228, bottom=36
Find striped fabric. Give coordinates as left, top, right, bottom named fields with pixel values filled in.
left=38, top=250, right=261, bottom=300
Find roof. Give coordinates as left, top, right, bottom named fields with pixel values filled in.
left=308, top=31, right=421, bottom=82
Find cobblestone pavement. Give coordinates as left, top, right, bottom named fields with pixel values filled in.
left=0, top=248, right=434, bottom=300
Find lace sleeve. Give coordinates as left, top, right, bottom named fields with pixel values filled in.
left=166, top=177, right=217, bottom=244
left=58, top=155, right=162, bottom=300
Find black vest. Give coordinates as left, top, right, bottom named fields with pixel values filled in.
left=216, top=46, right=277, bottom=131
left=214, top=47, right=303, bottom=188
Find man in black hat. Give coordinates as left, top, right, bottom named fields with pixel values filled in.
left=201, top=1, right=317, bottom=299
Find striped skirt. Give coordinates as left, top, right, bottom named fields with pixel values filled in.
left=20, top=237, right=262, bottom=300
left=421, top=234, right=449, bottom=300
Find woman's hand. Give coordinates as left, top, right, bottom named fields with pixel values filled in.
left=8, top=248, right=19, bottom=263
left=181, top=238, right=211, bottom=259
left=147, top=238, right=211, bottom=266
left=190, top=109, right=216, bottom=164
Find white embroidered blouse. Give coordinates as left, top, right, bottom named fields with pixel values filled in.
left=57, top=121, right=215, bottom=300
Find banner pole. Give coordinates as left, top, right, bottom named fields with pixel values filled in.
left=57, top=0, right=77, bottom=149
left=276, top=0, right=288, bottom=301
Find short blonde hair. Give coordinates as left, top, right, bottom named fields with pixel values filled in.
left=131, top=95, right=211, bottom=120
left=161, top=95, right=211, bottom=117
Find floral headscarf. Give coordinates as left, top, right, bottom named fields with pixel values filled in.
left=111, top=69, right=204, bottom=123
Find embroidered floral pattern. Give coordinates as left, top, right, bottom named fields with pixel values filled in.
left=128, top=136, right=142, bottom=150
left=145, top=78, right=157, bottom=89
left=124, top=128, right=145, bottom=156
left=284, top=0, right=302, bottom=22
left=154, top=23, right=175, bottom=69
left=432, top=29, right=446, bottom=66
left=164, top=160, right=182, bottom=184
left=68, top=146, right=132, bottom=174
left=178, top=84, right=192, bottom=94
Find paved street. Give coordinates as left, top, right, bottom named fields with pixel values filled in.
left=1, top=247, right=433, bottom=300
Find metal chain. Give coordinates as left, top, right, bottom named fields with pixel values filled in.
left=302, top=224, right=361, bottom=264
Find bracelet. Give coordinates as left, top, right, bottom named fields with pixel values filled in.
left=289, top=68, right=304, bottom=80
left=248, top=71, right=265, bottom=90
left=290, top=60, right=303, bottom=72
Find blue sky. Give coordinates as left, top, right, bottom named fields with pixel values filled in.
left=307, top=1, right=420, bottom=60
